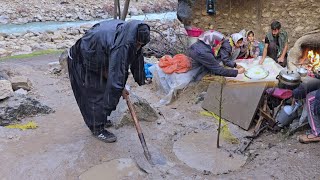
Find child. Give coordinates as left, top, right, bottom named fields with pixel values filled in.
left=238, top=30, right=260, bottom=59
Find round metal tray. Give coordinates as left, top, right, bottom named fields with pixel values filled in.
left=244, top=67, right=269, bottom=80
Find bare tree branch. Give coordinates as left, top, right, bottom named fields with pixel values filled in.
left=117, top=0, right=121, bottom=19
left=143, top=21, right=188, bottom=58
left=121, top=0, right=131, bottom=20
left=114, top=0, right=118, bottom=19
left=217, top=77, right=226, bottom=148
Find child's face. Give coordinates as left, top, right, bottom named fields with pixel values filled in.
left=235, top=40, right=243, bottom=48
left=247, top=34, right=254, bottom=42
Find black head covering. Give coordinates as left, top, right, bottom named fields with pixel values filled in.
left=137, top=24, right=150, bottom=45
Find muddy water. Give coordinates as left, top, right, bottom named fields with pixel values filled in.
left=173, top=131, right=247, bottom=174
left=79, top=158, right=146, bottom=180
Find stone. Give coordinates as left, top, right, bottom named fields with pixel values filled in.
left=51, top=32, right=63, bottom=41
left=41, top=43, right=57, bottom=49
left=294, top=26, right=304, bottom=32
left=59, top=50, right=69, bottom=74
left=262, top=12, right=271, bottom=18
left=20, top=45, right=32, bottom=52
left=14, top=88, right=28, bottom=95
left=129, top=7, right=143, bottom=16
left=65, top=13, right=73, bottom=18
left=0, top=80, right=13, bottom=100
left=0, top=15, right=9, bottom=24
left=56, top=43, right=69, bottom=49
left=193, top=19, right=200, bottom=24
left=38, top=33, right=50, bottom=41
left=34, top=14, right=43, bottom=21
left=0, top=48, right=12, bottom=57
left=29, top=42, right=42, bottom=50
left=0, top=71, right=9, bottom=80
left=109, top=94, right=158, bottom=128
left=0, top=94, right=54, bottom=125
left=16, top=18, right=29, bottom=24
left=9, top=76, right=33, bottom=91
left=48, top=61, right=62, bottom=75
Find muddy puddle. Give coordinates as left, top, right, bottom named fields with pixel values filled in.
left=79, top=158, right=146, bottom=180
left=173, top=131, right=247, bottom=174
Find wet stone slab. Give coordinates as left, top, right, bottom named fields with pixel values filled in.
left=173, top=131, right=247, bottom=175
left=79, top=158, right=146, bottom=180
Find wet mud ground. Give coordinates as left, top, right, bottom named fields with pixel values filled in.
left=0, top=54, right=319, bottom=179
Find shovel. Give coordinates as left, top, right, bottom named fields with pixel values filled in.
left=124, top=94, right=152, bottom=163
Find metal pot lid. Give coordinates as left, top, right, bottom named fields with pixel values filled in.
left=297, top=67, right=308, bottom=73
left=279, top=69, right=301, bottom=81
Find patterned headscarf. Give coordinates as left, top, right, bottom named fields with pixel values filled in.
left=198, top=30, right=225, bottom=47
left=231, top=33, right=244, bottom=45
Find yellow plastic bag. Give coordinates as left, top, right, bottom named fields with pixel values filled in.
left=200, top=111, right=239, bottom=144
left=5, top=121, right=38, bottom=130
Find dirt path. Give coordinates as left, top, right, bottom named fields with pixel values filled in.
left=0, top=55, right=319, bottom=179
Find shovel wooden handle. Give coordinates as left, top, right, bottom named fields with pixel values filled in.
left=124, top=95, right=152, bottom=162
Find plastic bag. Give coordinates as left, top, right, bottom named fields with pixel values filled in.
left=149, top=64, right=200, bottom=105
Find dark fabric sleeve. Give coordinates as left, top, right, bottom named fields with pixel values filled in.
left=265, top=36, right=269, bottom=44
left=194, top=48, right=238, bottom=77
left=104, top=45, right=131, bottom=115
left=219, top=42, right=237, bottom=68
left=130, top=49, right=145, bottom=86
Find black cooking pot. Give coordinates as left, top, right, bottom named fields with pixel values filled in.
left=277, top=69, right=301, bottom=90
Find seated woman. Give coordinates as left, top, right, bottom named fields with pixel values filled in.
left=216, top=32, right=245, bottom=66
left=187, top=31, right=245, bottom=78
left=298, top=89, right=320, bottom=143
left=238, top=30, right=260, bottom=59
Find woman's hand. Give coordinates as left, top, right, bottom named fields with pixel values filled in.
left=259, top=58, right=265, bottom=65
left=122, top=88, right=129, bottom=99
left=236, top=64, right=243, bottom=69
left=237, top=67, right=245, bottom=74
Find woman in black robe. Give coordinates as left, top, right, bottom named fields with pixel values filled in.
left=67, top=20, right=150, bottom=143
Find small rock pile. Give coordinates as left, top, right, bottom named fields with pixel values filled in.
left=0, top=71, right=53, bottom=125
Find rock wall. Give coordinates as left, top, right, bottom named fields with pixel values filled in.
left=182, top=0, right=320, bottom=47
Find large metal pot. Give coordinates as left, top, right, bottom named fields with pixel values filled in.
left=277, top=69, right=301, bottom=90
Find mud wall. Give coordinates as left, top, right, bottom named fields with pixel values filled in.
left=184, top=0, right=320, bottom=47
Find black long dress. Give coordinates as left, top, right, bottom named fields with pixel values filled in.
left=67, top=20, right=148, bottom=132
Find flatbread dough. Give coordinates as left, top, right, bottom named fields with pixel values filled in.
left=244, top=66, right=269, bottom=80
